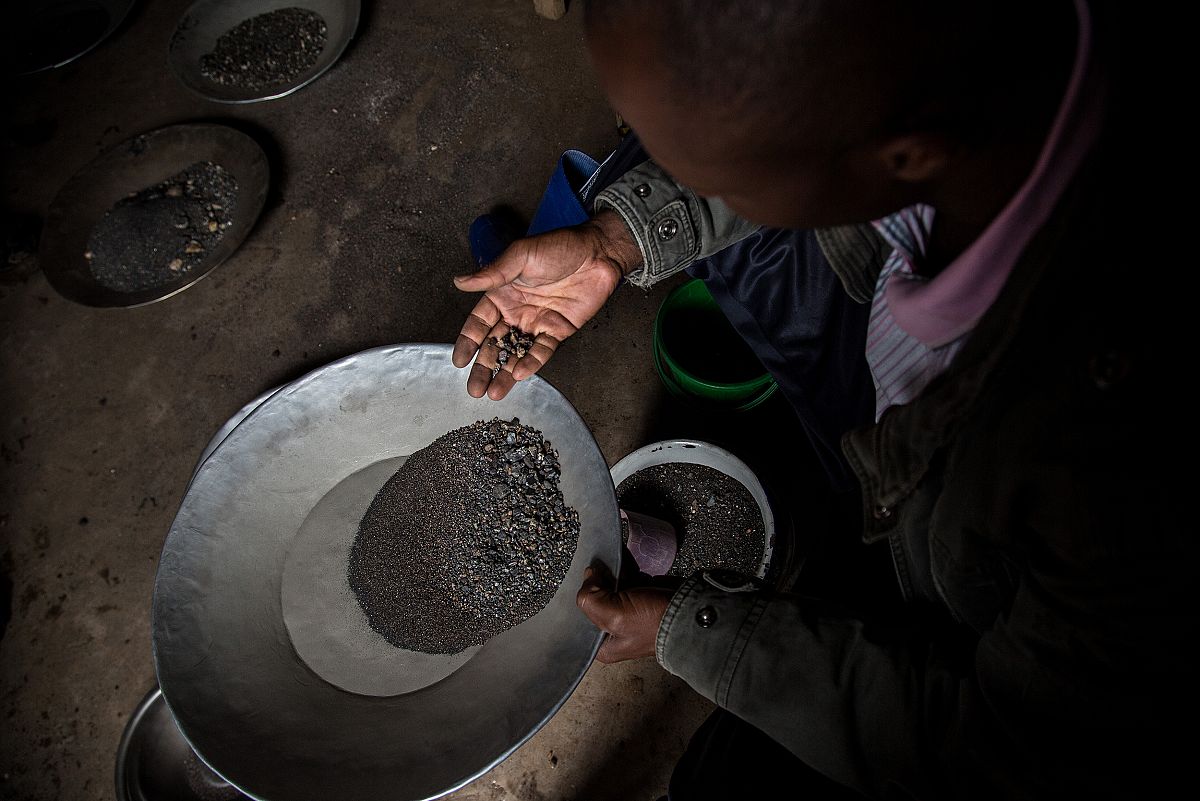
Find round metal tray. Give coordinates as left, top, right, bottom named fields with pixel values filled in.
left=152, top=343, right=620, bottom=801
left=40, top=123, right=270, bottom=308
left=191, top=385, right=280, bottom=480
left=168, top=0, right=361, bottom=103
left=610, top=439, right=777, bottom=580
left=3, top=0, right=136, bottom=75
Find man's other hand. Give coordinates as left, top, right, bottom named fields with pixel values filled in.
left=576, top=564, right=674, bottom=664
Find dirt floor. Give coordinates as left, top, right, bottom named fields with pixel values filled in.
left=0, top=2, right=832, bottom=800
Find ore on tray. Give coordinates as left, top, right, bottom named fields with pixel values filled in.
left=616, top=462, right=765, bottom=578
left=199, top=7, right=328, bottom=91
left=490, top=327, right=536, bottom=376
left=347, top=417, right=580, bottom=654
left=84, top=162, right=238, bottom=294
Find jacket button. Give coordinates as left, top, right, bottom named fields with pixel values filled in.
left=873, top=504, right=892, bottom=520
left=656, top=219, right=679, bottom=241
left=696, top=606, right=717, bottom=628
left=635, top=183, right=652, bottom=198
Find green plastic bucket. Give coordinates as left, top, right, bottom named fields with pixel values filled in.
left=653, top=279, right=778, bottom=411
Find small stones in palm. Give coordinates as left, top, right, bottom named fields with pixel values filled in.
left=490, top=327, right=535, bottom=376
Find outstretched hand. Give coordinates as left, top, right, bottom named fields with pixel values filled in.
left=451, top=211, right=641, bottom=400
left=576, top=564, right=676, bottom=664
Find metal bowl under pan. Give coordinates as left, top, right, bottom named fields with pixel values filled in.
left=40, top=123, right=269, bottom=308
left=168, top=0, right=361, bottom=103
left=116, top=684, right=249, bottom=801
left=2, top=0, right=136, bottom=75
left=152, top=343, right=620, bottom=801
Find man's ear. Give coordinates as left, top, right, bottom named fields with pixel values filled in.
left=876, top=134, right=952, bottom=183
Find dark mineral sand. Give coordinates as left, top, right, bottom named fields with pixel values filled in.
left=661, top=307, right=766, bottom=384
left=199, top=7, right=327, bottom=90
left=347, top=418, right=579, bottom=654
left=85, top=162, right=237, bottom=293
left=617, top=463, right=765, bottom=578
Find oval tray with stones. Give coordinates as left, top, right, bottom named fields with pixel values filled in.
left=40, top=123, right=269, bottom=307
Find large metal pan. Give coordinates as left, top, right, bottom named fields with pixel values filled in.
left=152, top=343, right=620, bottom=801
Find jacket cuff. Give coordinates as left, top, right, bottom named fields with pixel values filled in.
left=655, top=570, right=769, bottom=707
left=593, top=162, right=702, bottom=290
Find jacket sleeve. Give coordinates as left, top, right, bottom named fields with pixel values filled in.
left=656, top=570, right=965, bottom=799
left=592, top=159, right=759, bottom=288
left=657, top=547, right=1190, bottom=800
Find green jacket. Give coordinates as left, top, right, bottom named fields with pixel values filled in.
left=595, top=105, right=1190, bottom=801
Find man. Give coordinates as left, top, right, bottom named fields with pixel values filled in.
left=452, top=2, right=1190, bottom=798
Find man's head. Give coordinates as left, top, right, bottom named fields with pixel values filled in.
left=584, top=1, right=1065, bottom=228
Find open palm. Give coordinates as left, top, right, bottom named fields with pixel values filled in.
left=452, top=219, right=631, bottom=399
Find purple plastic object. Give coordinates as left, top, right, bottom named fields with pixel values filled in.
left=621, top=508, right=677, bottom=576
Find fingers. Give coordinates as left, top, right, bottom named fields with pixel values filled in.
left=511, top=332, right=560, bottom=381
left=465, top=319, right=508, bottom=398
left=454, top=332, right=483, bottom=372
left=453, top=250, right=526, bottom=292
left=596, top=635, right=623, bottom=664
left=535, top=308, right=581, bottom=342
left=463, top=318, right=521, bottom=401
left=466, top=362, right=493, bottom=399
left=486, top=365, right=517, bottom=401
left=452, top=247, right=581, bottom=396
left=509, top=308, right=578, bottom=381
left=577, top=566, right=671, bottom=664
left=453, top=296, right=503, bottom=369
left=576, top=566, right=620, bottom=630
left=455, top=304, right=562, bottom=398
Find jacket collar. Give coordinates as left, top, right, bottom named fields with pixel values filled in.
left=843, top=164, right=1096, bottom=543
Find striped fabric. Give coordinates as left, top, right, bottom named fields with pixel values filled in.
left=865, top=205, right=965, bottom=420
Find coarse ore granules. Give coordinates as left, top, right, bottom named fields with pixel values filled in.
left=85, top=161, right=238, bottom=293
left=199, top=7, right=328, bottom=90
left=490, top=327, right=535, bottom=377
left=347, top=417, right=580, bottom=654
